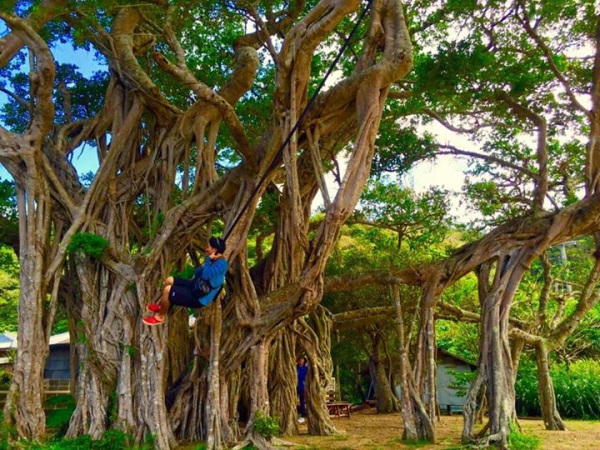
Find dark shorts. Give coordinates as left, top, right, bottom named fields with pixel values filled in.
left=169, top=277, right=201, bottom=308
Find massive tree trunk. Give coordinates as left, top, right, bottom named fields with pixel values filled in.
left=3, top=177, right=53, bottom=440
left=0, top=13, right=57, bottom=440
left=244, top=340, right=272, bottom=449
left=464, top=249, right=533, bottom=448
left=391, top=279, right=441, bottom=443
left=298, top=309, right=336, bottom=436
left=66, top=260, right=128, bottom=438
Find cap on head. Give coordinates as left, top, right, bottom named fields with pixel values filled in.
left=209, top=236, right=226, bottom=254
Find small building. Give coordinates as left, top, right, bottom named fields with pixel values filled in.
left=0, top=331, right=71, bottom=379
left=0, top=332, right=72, bottom=408
left=45, top=332, right=71, bottom=380
left=394, top=348, right=476, bottom=413
left=436, top=348, right=476, bottom=414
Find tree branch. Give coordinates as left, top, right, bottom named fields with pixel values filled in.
left=0, top=13, right=55, bottom=145
left=153, top=49, right=257, bottom=169
left=437, top=145, right=536, bottom=178
left=0, top=127, right=20, bottom=159
left=232, top=1, right=306, bottom=53
left=496, top=91, right=548, bottom=208
left=424, top=108, right=499, bottom=134
left=107, top=7, right=180, bottom=121
left=515, top=0, right=590, bottom=116
left=0, top=86, right=30, bottom=110
left=0, top=0, right=69, bottom=68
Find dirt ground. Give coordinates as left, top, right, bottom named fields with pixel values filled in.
left=283, top=408, right=600, bottom=449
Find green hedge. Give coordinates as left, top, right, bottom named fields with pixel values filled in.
left=516, top=359, right=600, bottom=419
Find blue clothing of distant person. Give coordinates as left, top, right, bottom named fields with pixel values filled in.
left=297, top=357, right=308, bottom=422
left=143, top=236, right=228, bottom=326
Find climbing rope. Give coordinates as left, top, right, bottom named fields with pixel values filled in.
left=223, top=0, right=374, bottom=241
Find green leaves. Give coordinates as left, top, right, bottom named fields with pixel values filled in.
left=357, top=178, right=452, bottom=249
left=252, top=411, right=279, bottom=440
left=0, top=246, right=19, bottom=332
left=373, top=126, right=437, bottom=175
left=516, top=360, right=600, bottom=419
left=66, top=233, right=109, bottom=260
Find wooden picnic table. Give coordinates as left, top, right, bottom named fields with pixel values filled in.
left=327, top=401, right=351, bottom=418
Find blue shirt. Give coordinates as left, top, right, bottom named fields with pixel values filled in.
left=194, top=256, right=228, bottom=306
left=297, top=364, right=308, bottom=390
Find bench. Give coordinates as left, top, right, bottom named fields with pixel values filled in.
left=0, top=380, right=72, bottom=410
left=445, top=404, right=464, bottom=415
left=327, top=401, right=351, bottom=418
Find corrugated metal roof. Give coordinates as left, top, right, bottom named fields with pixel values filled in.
left=437, top=348, right=476, bottom=367
left=0, top=331, right=70, bottom=349
left=48, top=332, right=70, bottom=345
left=0, top=332, right=17, bottom=350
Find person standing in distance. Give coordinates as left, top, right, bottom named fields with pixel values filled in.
left=297, top=356, right=308, bottom=423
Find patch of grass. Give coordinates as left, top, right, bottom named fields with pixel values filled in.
left=562, top=419, right=600, bottom=430
left=509, top=429, right=541, bottom=450
left=50, top=434, right=94, bottom=449
left=332, top=434, right=349, bottom=441
left=177, top=444, right=205, bottom=450
left=507, top=421, right=540, bottom=450
left=402, top=438, right=430, bottom=447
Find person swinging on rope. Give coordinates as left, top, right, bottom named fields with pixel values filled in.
left=143, top=236, right=228, bottom=326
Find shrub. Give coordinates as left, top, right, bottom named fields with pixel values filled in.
left=45, top=395, right=76, bottom=437
left=0, top=367, right=12, bottom=388
left=55, top=429, right=138, bottom=449
left=51, top=434, right=93, bottom=449
left=0, top=422, right=17, bottom=450
left=66, top=233, right=108, bottom=260
left=93, top=429, right=135, bottom=450
left=252, top=411, right=279, bottom=440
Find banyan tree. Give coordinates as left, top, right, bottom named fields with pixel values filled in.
left=1, top=0, right=599, bottom=449
left=0, top=0, right=413, bottom=448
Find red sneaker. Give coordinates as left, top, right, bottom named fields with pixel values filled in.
left=142, top=316, right=165, bottom=326
left=146, top=304, right=160, bottom=313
